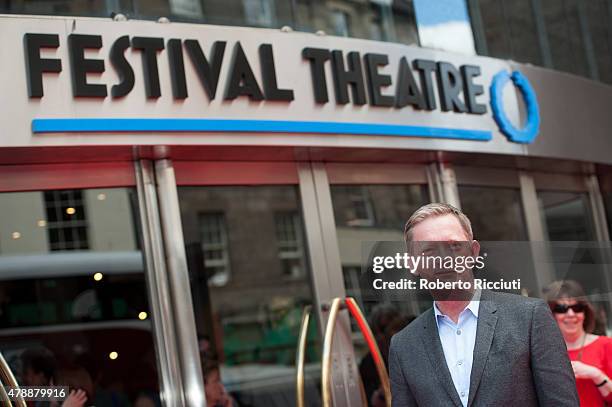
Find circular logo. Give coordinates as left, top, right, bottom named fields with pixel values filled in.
left=490, top=70, right=540, bottom=144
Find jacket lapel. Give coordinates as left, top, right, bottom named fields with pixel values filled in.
left=421, top=309, right=463, bottom=407
left=467, top=292, right=498, bottom=407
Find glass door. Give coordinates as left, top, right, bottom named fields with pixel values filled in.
left=533, top=171, right=612, bottom=335
left=171, top=161, right=324, bottom=407
left=0, top=162, right=169, bottom=406
left=325, top=163, right=431, bottom=407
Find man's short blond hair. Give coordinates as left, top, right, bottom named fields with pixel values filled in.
left=403, top=203, right=473, bottom=243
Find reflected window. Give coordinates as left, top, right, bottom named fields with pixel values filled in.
left=332, top=186, right=376, bottom=227
left=0, top=187, right=160, bottom=407
left=169, top=0, right=204, bottom=19
left=0, top=0, right=420, bottom=46
left=243, top=0, right=275, bottom=27
left=458, top=185, right=528, bottom=241
left=413, top=0, right=476, bottom=54
left=392, top=0, right=420, bottom=45
left=200, top=212, right=231, bottom=286
left=332, top=9, right=351, bottom=36
left=274, top=211, right=306, bottom=278
left=44, top=190, right=89, bottom=251
left=538, top=191, right=596, bottom=241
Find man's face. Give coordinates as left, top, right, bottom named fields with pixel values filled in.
left=410, top=214, right=480, bottom=300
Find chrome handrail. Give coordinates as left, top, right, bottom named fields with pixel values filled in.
left=0, top=352, right=26, bottom=407
left=295, top=305, right=312, bottom=407
left=320, top=297, right=392, bottom=407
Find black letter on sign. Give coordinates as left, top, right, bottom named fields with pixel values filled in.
left=259, top=44, right=294, bottom=101
left=364, top=53, right=394, bottom=107
left=460, top=65, right=486, bottom=114
left=436, top=62, right=467, bottom=113
left=302, top=47, right=331, bottom=103
left=167, top=39, right=187, bottom=99
left=68, top=34, right=107, bottom=97
left=331, top=50, right=366, bottom=105
left=413, top=59, right=437, bottom=110
left=395, top=57, right=426, bottom=109
left=110, top=35, right=135, bottom=98
left=24, top=33, right=62, bottom=98
left=185, top=40, right=226, bottom=100
left=224, top=42, right=264, bottom=101
left=131, top=37, right=165, bottom=99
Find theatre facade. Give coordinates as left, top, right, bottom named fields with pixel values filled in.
left=1, top=5, right=612, bottom=407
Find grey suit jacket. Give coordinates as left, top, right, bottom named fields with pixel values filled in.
left=389, top=290, right=579, bottom=406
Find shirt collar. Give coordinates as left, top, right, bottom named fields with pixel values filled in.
left=433, top=289, right=482, bottom=320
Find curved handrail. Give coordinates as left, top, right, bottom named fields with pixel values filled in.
left=0, top=381, right=11, bottom=407
left=295, top=305, right=312, bottom=407
left=321, top=297, right=391, bottom=407
left=321, top=297, right=343, bottom=407
left=0, top=352, right=26, bottom=407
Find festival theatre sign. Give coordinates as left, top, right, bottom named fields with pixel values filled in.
left=2, top=16, right=538, bottom=146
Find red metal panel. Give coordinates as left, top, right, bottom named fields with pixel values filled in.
left=325, top=163, right=428, bottom=184
left=0, top=162, right=135, bottom=192
left=174, top=161, right=299, bottom=185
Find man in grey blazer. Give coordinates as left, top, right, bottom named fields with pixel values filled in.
left=389, top=203, right=579, bottom=406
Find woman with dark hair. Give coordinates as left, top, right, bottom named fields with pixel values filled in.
left=545, top=280, right=612, bottom=406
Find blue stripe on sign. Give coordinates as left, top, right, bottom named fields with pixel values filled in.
left=32, top=118, right=492, bottom=141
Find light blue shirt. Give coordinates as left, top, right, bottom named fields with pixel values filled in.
left=433, top=292, right=480, bottom=407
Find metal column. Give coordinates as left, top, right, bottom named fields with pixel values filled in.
left=135, top=160, right=185, bottom=407
left=155, top=159, right=207, bottom=407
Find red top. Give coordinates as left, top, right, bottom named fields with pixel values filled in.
left=568, top=336, right=612, bottom=407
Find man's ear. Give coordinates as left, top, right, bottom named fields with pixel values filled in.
left=471, top=240, right=481, bottom=257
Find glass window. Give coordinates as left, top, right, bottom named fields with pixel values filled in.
left=0, top=0, right=419, bottom=45
left=536, top=185, right=611, bottom=335
left=538, top=191, right=596, bottom=241
left=542, top=0, right=589, bottom=77
left=586, top=0, right=612, bottom=84
left=458, top=185, right=528, bottom=241
left=457, top=185, right=539, bottom=298
left=472, top=0, right=612, bottom=84
left=391, top=0, right=419, bottom=45
left=243, top=0, right=276, bottom=27
left=179, top=186, right=320, bottom=407
left=476, top=0, right=541, bottom=65
left=330, top=183, right=428, bottom=407
left=413, top=0, right=476, bottom=54
left=0, top=187, right=160, bottom=406
left=331, top=9, right=351, bottom=37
